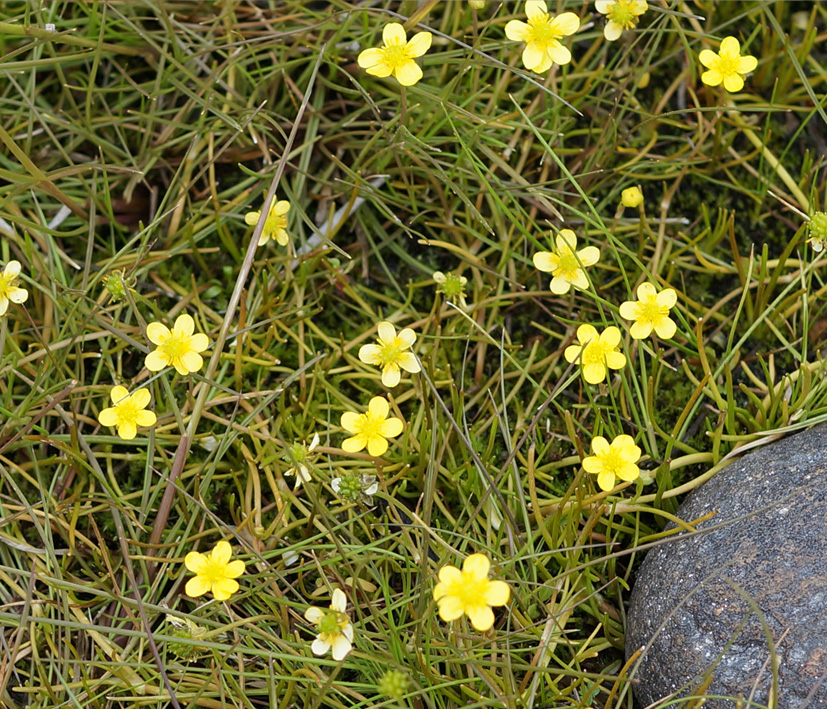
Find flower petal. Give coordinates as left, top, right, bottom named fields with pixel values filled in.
left=549, top=12, right=580, bottom=37
left=131, top=388, right=151, bottom=408
left=597, top=470, right=616, bottom=491
left=406, top=31, right=432, bottom=57
left=185, top=575, right=212, bottom=598
left=397, top=327, right=416, bottom=348
left=437, top=565, right=462, bottom=586
left=145, top=350, right=169, bottom=372
left=224, top=559, right=246, bottom=579
left=467, top=604, right=495, bottom=631
left=174, top=314, right=195, bottom=337
left=533, top=251, right=555, bottom=272
left=383, top=22, right=406, bottom=46
left=311, top=636, right=330, bottom=656
left=654, top=317, right=677, bottom=339
left=462, top=553, right=490, bottom=580
left=583, top=362, right=607, bottom=384
left=578, top=246, right=600, bottom=267
left=117, top=422, right=137, bottom=440
left=98, top=407, right=119, bottom=427
left=358, top=47, right=388, bottom=71
left=737, top=55, right=758, bottom=74
left=484, top=579, right=511, bottom=606
left=185, top=551, right=208, bottom=573
left=366, top=436, right=389, bottom=457
left=701, top=68, right=722, bottom=87
left=723, top=73, right=745, bottom=92
left=190, top=333, right=210, bottom=352
left=397, top=353, right=421, bottom=373
left=211, top=540, right=233, bottom=565
left=504, top=19, right=529, bottom=42
left=146, top=322, right=170, bottom=345
left=380, top=417, right=404, bottom=439
left=135, top=410, right=157, bottom=427
left=179, top=351, right=204, bottom=374
left=331, top=635, right=352, bottom=661
left=658, top=288, right=678, bottom=308
left=368, top=396, right=390, bottom=419
left=437, top=595, right=465, bottom=621
left=305, top=606, right=324, bottom=623
left=342, top=434, right=367, bottom=453
left=394, top=61, right=423, bottom=87
left=244, top=211, right=261, bottom=226
left=719, top=36, right=740, bottom=57
left=212, top=578, right=239, bottom=601
left=630, top=321, right=653, bottom=340
left=332, top=588, right=347, bottom=612
left=576, top=324, right=598, bottom=344
left=340, top=412, right=362, bottom=433
left=525, top=0, right=548, bottom=22
left=109, top=385, right=129, bottom=404
left=604, top=20, right=623, bottom=42
left=8, top=287, right=28, bottom=304
left=377, top=321, right=396, bottom=344
left=550, top=276, right=572, bottom=295
left=547, top=42, right=571, bottom=66
left=522, top=43, right=547, bottom=72
left=359, top=344, right=382, bottom=365
left=698, top=49, right=718, bottom=69
left=381, top=365, right=401, bottom=388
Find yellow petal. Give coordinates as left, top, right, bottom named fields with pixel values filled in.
left=8, top=287, right=28, bottom=304
left=377, top=321, right=396, bottom=344
left=437, top=595, right=465, bottom=621
left=4, top=260, right=21, bottom=277
left=550, top=276, right=572, bottom=295
left=578, top=245, right=600, bottom=267
left=368, top=396, right=390, bottom=419
left=504, top=19, right=529, bottom=42
left=719, top=36, right=741, bottom=58
left=629, top=321, right=652, bottom=340
left=546, top=42, right=571, bottom=66
left=380, top=417, right=404, bottom=438
left=604, top=20, right=623, bottom=41
left=397, top=353, right=421, bottom=373
left=179, top=351, right=203, bottom=374
left=359, top=344, right=382, bottom=365
left=583, top=362, right=607, bottom=384
left=366, top=436, right=389, bottom=457
left=305, top=606, right=325, bottom=623
left=145, top=322, right=170, bottom=345
left=597, top=471, right=616, bottom=491
left=131, top=388, right=151, bottom=409
left=98, top=407, right=119, bottom=427
left=533, top=251, right=555, bottom=272
left=189, top=334, right=210, bottom=352
left=522, top=43, right=547, bottom=71
left=144, top=350, right=170, bottom=372
left=174, top=314, right=195, bottom=336
left=618, top=301, right=638, bottom=320
left=136, top=410, right=157, bottom=427
left=723, top=73, right=745, bottom=92
left=549, top=11, right=580, bottom=37
left=185, top=575, right=211, bottom=597
left=737, top=55, right=758, bottom=74
left=701, top=68, right=722, bottom=87
left=340, top=412, right=362, bottom=432
left=383, top=22, right=406, bottom=46
left=397, top=327, right=416, bottom=348
left=117, top=421, right=137, bottom=440
left=462, top=553, right=490, bottom=580
left=406, top=31, right=432, bottom=57
left=697, top=49, right=718, bottom=69
left=576, top=324, right=598, bottom=344
left=342, top=434, right=367, bottom=453
left=658, top=288, right=678, bottom=308
left=467, top=604, right=495, bottom=631
left=211, top=540, right=233, bottom=565
left=185, top=551, right=208, bottom=573
left=381, top=365, right=401, bottom=388
left=564, top=343, right=582, bottom=363
left=484, top=579, right=511, bottom=606
left=211, top=578, right=239, bottom=601
left=331, top=635, right=352, bottom=661
left=244, top=211, right=261, bottom=226
left=110, top=385, right=129, bottom=404
left=437, top=565, right=462, bottom=586
left=605, top=351, right=627, bottom=370
left=358, top=47, right=386, bottom=70
left=654, top=317, right=677, bottom=339
left=394, top=61, right=423, bottom=87
left=525, top=0, right=548, bottom=22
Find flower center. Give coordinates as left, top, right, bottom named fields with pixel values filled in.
left=0, top=272, right=15, bottom=300
left=266, top=211, right=287, bottom=233
left=713, top=53, right=741, bottom=78
left=528, top=13, right=561, bottom=45
left=378, top=337, right=405, bottom=366
left=639, top=297, right=666, bottom=324
left=382, top=43, right=410, bottom=71
left=200, top=558, right=228, bottom=585
left=355, top=411, right=386, bottom=440
left=115, top=399, right=142, bottom=425
left=160, top=333, right=193, bottom=360
left=447, top=574, right=489, bottom=608
left=555, top=249, right=580, bottom=276
left=582, top=339, right=610, bottom=367
left=608, top=1, right=639, bottom=29
left=599, top=448, right=623, bottom=474
left=318, top=610, right=348, bottom=636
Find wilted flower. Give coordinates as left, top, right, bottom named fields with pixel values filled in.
left=332, top=473, right=378, bottom=504
left=433, top=270, right=469, bottom=309
left=0, top=260, right=29, bottom=315
left=283, top=433, right=320, bottom=487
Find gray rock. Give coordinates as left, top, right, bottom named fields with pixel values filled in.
left=626, top=424, right=827, bottom=707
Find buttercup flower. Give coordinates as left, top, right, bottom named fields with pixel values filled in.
left=145, top=314, right=210, bottom=376
left=533, top=229, right=600, bottom=295
left=434, top=270, right=469, bottom=309
left=0, top=260, right=29, bottom=316
left=244, top=199, right=291, bottom=246
left=808, top=211, right=827, bottom=252
left=358, top=321, right=421, bottom=388
left=619, top=283, right=677, bottom=339
left=583, top=434, right=641, bottom=491
left=621, top=186, right=644, bottom=209
left=698, top=36, right=757, bottom=93
left=341, top=396, right=404, bottom=457
left=564, top=324, right=626, bottom=384
left=505, top=2, right=580, bottom=74
left=433, top=553, right=511, bottom=631
left=97, top=386, right=157, bottom=440
left=284, top=433, right=320, bottom=486
left=595, top=0, right=647, bottom=41
left=184, top=541, right=246, bottom=601
left=357, top=22, right=432, bottom=87
left=304, top=588, right=353, bottom=661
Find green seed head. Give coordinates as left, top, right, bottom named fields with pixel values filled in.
left=378, top=669, right=410, bottom=699
left=809, top=212, right=827, bottom=240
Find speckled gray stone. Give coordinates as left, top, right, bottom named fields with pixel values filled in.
left=626, top=424, right=827, bottom=708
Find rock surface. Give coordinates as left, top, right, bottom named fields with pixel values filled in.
left=626, top=424, right=827, bottom=707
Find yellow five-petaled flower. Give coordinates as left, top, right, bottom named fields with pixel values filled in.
left=619, top=282, right=677, bottom=339
left=564, top=324, right=626, bottom=384
left=0, top=260, right=29, bottom=316
left=583, top=434, right=641, bottom=491
left=341, top=396, right=404, bottom=457
left=245, top=199, right=291, bottom=246
left=358, top=321, right=421, bottom=388
left=433, top=553, right=511, bottom=631
left=97, top=386, right=157, bottom=440
left=505, top=1, right=580, bottom=74
left=304, top=588, right=354, bottom=661
left=699, top=36, right=757, bottom=93
left=595, top=0, right=647, bottom=42
left=184, top=540, right=246, bottom=602
left=357, top=22, right=432, bottom=87
left=145, top=313, right=210, bottom=376
left=533, top=229, right=600, bottom=295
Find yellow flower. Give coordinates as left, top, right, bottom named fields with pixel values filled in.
left=0, top=260, right=29, bottom=316
left=505, top=1, right=580, bottom=73
left=582, top=434, right=641, bottom=491
left=564, top=324, right=626, bottom=384
left=357, top=23, right=432, bottom=87
left=184, top=540, right=246, bottom=601
left=97, top=386, right=157, bottom=440
left=619, top=283, right=677, bottom=339
left=304, top=588, right=354, bottom=661
left=532, top=229, right=599, bottom=295
left=433, top=553, right=511, bottom=631
left=145, top=314, right=210, bottom=376
left=698, top=36, right=757, bottom=93
left=244, top=199, right=291, bottom=246
left=358, top=321, right=421, bottom=388
left=595, top=0, right=647, bottom=41
left=341, top=396, right=404, bottom=457
left=621, top=186, right=644, bottom=209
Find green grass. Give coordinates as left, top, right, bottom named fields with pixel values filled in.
left=2, top=0, right=827, bottom=707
